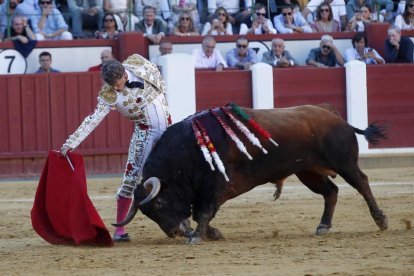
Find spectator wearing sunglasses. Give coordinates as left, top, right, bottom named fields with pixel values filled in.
left=311, top=2, right=341, bottom=32
left=202, top=7, right=233, bottom=35
left=173, top=11, right=200, bottom=36
left=32, top=0, right=73, bottom=40
left=302, top=0, right=347, bottom=30
left=95, top=12, right=121, bottom=39
left=274, top=4, right=312, bottom=33
left=225, top=36, right=257, bottom=70
left=239, top=3, right=277, bottom=35
left=168, top=0, right=200, bottom=32
left=207, top=0, right=253, bottom=28
left=103, top=0, right=139, bottom=31
left=192, top=36, right=227, bottom=71
left=135, top=5, right=167, bottom=44
left=306, top=35, right=344, bottom=67
left=262, top=38, right=299, bottom=67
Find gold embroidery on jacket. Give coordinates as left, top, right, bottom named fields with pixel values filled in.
left=98, top=84, right=117, bottom=105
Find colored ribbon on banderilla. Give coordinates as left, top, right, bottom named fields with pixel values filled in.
left=227, top=102, right=279, bottom=147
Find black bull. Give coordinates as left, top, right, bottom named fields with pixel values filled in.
left=114, top=104, right=388, bottom=244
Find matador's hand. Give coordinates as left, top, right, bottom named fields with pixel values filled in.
left=60, top=145, right=72, bottom=157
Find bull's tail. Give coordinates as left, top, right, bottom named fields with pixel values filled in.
left=353, top=122, right=388, bottom=145
left=112, top=202, right=139, bottom=227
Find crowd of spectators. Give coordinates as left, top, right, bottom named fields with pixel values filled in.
left=1, top=0, right=413, bottom=41
left=0, top=0, right=413, bottom=69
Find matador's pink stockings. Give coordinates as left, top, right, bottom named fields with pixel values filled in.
left=115, top=197, right=132, bottom=236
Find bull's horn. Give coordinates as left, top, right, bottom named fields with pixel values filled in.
left=112, top=201, right=139, bottom=227
left=139, top=177, right=161, bottom=205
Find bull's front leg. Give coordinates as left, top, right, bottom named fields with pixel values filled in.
left=187, top=204, right=223, bottom=244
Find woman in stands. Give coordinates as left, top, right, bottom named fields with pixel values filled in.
left=173, top=11, right=200, bottom=36
left=346, top=4, right=374, bottom=32
left=310, top=2, right=340, bottom=32
left=394, top=0, right=414, bottom=30
left=344, top=32, right=384, bottom=64
left=201, top=7, right=233, bottom=35
left=95, top=13, right=121, bottom=39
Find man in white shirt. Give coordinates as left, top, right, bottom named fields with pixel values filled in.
left=302, top=0, right=347, bottom=30
left=192, top=36, right=227, bottom=71
left=239, top=3, right=277, bottom=35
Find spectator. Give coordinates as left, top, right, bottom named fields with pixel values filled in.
left=207, top=0, right=252, bottom=28
left=192, top=36, right=227, bottom=71
left=306, top=34, right=345, bottom=67
left=272, top=0, right=301, bottom=16
left=384, top=25, right=414, bottom=63
left=88, top=49, right=114, bottom=71
left=172, top=11, right=199, bottom=36
left=95, top=12, right=121, bottom=39
left=344, top=32, right=384, bottom=64
left=134, top=0, right=169, bottom=24
left=150, top=40, right=172, bottom=66
left=302, top=0, right=347, bottom=30
left=32, top=0, right=73, bottom=40
left=35, top=51, right=60, bottom=73
left=274, top=4, right=312, bottom=33
left=375, top=0, right=394, bottom=22
left=104, top=0, right=138, bottom=31
left=239, top=3, right=277, bottom=34
left=311, top=2, right=341, bottom=32
left=135, top=5, right=167, bottom=44
left=394, top=0, right=414, bottom=30
left=262, top=38, right=299, bottom=67
left=201, top=7, right=233, bottom=35
left=346, top=4, right=374, bottom=31
left=346, top=0, right=373, bottom=21
left=0, top=0, right=19, bottom=40
left=168, top=0, right=200, bottom=32
left=225, top=36, right=257, bottom=70
left=68, top=0, right=104, bottom=39
left=2, top=15, right=36, bottom=43
left=14, top=0, right=38, bottom=26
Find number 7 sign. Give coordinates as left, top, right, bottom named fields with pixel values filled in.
left=0, top=49, right=27, bottom=74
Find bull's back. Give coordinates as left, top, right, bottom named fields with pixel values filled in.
left=243, top=105, right=347, bottom=143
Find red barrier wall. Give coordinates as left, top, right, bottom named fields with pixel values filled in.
left=273, top=67, right=347, bottom=118
left=195, top=70, right=252, bottom=110
left=367, top=64, right=414, bottom=148
left=0, top=73, right=133, bottom=178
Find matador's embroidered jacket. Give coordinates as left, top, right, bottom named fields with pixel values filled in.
left=63, top=54, right=170, bottom=149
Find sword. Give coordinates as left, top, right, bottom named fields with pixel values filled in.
left=52, top=150, right=75, bottom=171
left=65, top=154, right=75, bottom=171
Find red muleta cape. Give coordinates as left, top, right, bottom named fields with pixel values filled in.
left=31, top=151, right=113, bottom=246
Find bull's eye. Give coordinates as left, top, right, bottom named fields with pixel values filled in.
left=155, top=198, right=165, bottom=209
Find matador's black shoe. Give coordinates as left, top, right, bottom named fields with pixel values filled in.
left=113, top=233, right=130, bottom=242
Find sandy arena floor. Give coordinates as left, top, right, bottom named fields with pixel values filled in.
left=0, top=167, right=413, bottom=275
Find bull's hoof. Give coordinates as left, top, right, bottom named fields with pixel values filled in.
left=273, top=189, right=282, bottom=201
left=375, top=215, right=388, bottom=231
left=186, top=236, right=203, bottom=245
left=206, top=227, right=224, bottom=240
left=315, top=224, right=331, bottom=235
